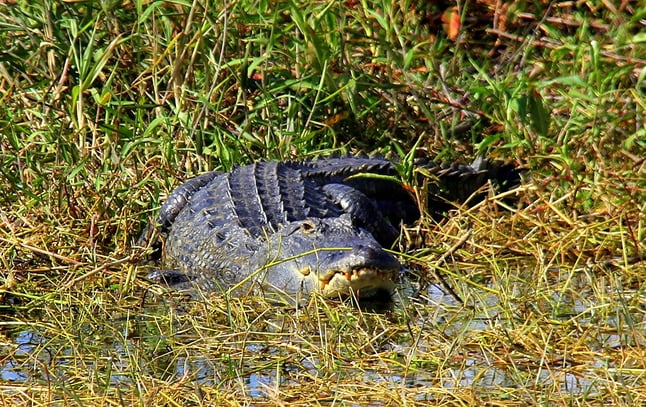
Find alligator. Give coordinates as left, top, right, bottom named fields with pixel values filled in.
left=147, top=156, right=519, bottom=302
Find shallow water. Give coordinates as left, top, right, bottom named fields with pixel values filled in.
left=1, top=264, right=644, bottom=403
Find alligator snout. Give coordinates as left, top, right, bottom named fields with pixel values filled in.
left=324, top=243, right=401, bottom=272
left=316, top=243, right=401, bottom=298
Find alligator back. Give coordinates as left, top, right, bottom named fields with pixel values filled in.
left=160, top=157, right=418, bottom=247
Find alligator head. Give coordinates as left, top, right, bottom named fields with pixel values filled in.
left=253, top=214, right=402, bottom=300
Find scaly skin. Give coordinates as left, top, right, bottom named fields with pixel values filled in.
left=155, top=158, right=409, bottom=301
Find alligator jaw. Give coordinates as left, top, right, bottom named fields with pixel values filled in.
left=318, top=267, right=397, bottom=298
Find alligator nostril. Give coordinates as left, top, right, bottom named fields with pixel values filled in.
left=354, top=244, right=381, bottom=256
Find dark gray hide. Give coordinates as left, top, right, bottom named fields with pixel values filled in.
left=150, top=157, right=518, bottom=302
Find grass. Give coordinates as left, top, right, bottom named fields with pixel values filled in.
left=1, top=0, right=645, bottom=405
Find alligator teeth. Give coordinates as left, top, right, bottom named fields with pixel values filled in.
left=318, top=266, right=398, bottom=298
left=319, top=267, right=394, bottom=288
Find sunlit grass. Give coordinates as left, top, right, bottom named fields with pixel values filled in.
left=1, top=0, right=644, bottom=405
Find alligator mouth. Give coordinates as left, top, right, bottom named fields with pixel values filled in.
left=318, top=267, right=397, bottom=297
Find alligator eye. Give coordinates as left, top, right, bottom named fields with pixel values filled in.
left=301, top=220, right=316, bottom=234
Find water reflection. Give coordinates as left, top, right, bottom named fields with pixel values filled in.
left=1, top=330, right=38, bottom=382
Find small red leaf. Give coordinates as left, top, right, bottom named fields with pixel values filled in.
left=441, top=6, right=460, bottom=41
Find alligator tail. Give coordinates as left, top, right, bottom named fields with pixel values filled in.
left=418, top=157, right=522, bottom=218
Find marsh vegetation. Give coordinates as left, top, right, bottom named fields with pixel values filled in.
left=0, top=0, right=644, bottom=405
